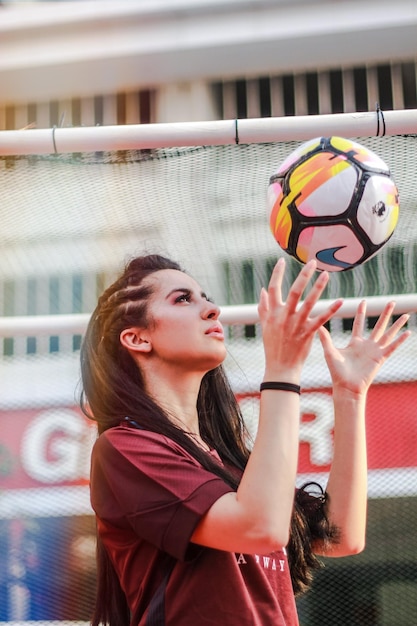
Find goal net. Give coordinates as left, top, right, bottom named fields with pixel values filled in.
left=0, top=117, right=416, bottom=624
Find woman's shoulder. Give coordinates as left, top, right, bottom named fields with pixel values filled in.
left=95, top=422, right=174, bottom=449
left=93, top=421, right=200, bottom=464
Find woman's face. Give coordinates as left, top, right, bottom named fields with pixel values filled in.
left=142, top=269, right=227, bottom=373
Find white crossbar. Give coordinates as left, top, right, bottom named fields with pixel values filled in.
left=0, top=109, right=416, bottom=156
left=0, top=294, right=416, bottom=337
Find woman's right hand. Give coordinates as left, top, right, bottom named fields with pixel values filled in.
left=258, top=257, right=343, bottom=381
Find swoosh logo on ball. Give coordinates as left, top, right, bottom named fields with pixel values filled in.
left=316, top=247, right=351, bottom=269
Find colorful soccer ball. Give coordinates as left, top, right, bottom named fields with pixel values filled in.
left=267, top=136, right=399, bottom=272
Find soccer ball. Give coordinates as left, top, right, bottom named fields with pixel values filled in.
left=267, top=136, right=399, bottom=272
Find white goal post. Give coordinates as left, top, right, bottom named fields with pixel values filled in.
left=0, top=294, right=417, bottom=338
left=0, top=109, right=416, bottom=156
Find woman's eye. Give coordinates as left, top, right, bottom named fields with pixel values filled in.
left=175, top=293, right=191, bottom=303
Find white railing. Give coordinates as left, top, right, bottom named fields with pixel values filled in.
left=0, top=293, right=417, bottom=338
left=0, top=109, right=416, bottom=156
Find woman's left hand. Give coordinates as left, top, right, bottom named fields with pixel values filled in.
left=318, top=300, right=411, bottom=397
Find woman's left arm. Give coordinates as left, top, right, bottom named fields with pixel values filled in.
left=316, top=300, right=411, bottom=557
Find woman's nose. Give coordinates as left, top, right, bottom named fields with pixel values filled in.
left=203, top=302, right=220, bottom=320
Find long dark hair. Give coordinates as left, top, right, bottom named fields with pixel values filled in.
left=80, top=254, right=337, bottom=625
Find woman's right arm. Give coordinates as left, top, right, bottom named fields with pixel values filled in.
left=191, top=259, right=343, bottom=555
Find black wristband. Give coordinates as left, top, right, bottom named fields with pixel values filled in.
left=260, top=381, right=301, bottom=395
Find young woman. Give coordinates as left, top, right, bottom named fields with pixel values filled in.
left=80, top=253, right=410, bottom=626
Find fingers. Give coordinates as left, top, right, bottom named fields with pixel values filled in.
left=381, top=325, right=411, bottom=359
left=386, top=312, right=410, bottom=336
left=369, top=301, right=396, bottom=341
left=307, top=292, right=343, bottom=329
left=317, top=325, right=332, bottom=349
left=368, top=302, right=410, bottom=351
left=350, top=299, right=367, bottom=338
left=351, top=300, right=410, bottom=344
left=266, top=257, right=286, bottom=309
left=379, top=312, right=410, bottom=348
left=257, top=287, right=269, bottom=317
left=260, top=257, right=314, bottom=314
left=261, top=258, right=342, bottom=327
left=287, top=264, right=342, bottom=328
left=347, top=301, right=411, bottom=367
left=285, top=260, right=321, bottom=313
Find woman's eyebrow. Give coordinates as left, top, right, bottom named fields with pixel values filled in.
left=165, top=287, right=191, bottom=299
left=165, top=287, right=212, bottom=301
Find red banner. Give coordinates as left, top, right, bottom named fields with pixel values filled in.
left=240, top=380, right=417, bottom=473
left=1, top=381, right=416, bottom=490
left=0, top=406, right=95, bottom=489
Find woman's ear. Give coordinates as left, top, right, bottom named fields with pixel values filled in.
left=120, top=328, right=152, bottom=353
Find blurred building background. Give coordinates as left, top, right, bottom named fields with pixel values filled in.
left=0, top=1, right=417, bottom=623
left=1, top=0, right=417, bottom=129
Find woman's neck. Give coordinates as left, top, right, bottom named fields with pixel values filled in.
left=144, top=369, right=203, bottom=435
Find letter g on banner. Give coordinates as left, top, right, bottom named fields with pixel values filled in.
left=20, top=409, right=93, bottom=484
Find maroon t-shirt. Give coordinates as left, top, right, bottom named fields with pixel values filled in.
left=90, top=424, right=299, bottom=626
